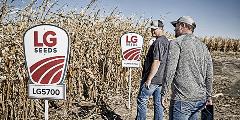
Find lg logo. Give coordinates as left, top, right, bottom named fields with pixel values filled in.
left=34, top=31, right=57, bottom=53
left=126, top=35, right=137, bottom=43
left=34, top=31, right=57, bottom=47
left=126, top=35, right=138, bottom=46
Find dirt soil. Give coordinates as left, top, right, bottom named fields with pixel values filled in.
left=78, top=52, right=240, bottom=120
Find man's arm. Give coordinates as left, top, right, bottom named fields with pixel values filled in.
left=205, top=50, right=213, bottom=105
left=161, top=41, right=180, bottom=96
left=145, top=60, right=160, bottom=88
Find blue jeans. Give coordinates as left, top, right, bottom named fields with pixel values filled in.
left=169, top=99, right=206, bottom=120
left=136, top=84, right=163, bottom=120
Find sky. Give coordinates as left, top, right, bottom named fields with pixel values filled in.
left=10, top=0, right=240, bottom=39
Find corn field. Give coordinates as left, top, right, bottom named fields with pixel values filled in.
left=203, top=37, right=240, bottom=52
left=0, top=0, right=240, bottom=119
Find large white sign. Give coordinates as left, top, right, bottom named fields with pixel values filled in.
left=121, top=32, right=144, bottom=67
left=24, top=24, right=69, bottom=100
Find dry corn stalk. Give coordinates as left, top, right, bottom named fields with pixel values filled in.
left=0, top=1, right=240, bottom=120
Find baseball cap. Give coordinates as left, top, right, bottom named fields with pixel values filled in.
left=150, top=20, right=164, bottom=29
left=171, top=16, right=196, bottom=29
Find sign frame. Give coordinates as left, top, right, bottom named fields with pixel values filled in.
left=120, top=32, right=144, bottom=68
left=23, top=24, right=70, bottom=100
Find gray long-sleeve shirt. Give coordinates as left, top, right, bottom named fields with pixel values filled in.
left=161, top=34, right=213, bottom=101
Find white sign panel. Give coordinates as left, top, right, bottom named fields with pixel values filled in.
left=24, top=24, right=69, bottom=100
left=121, top=32, right=144, bottom=67
left=29, top=85, right=65, bottom=99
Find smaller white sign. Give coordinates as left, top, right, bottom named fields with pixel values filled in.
left=29, top=84, right=66, bottom=99
left=120, top=32, right=144, bottom=68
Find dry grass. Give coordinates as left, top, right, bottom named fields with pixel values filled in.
left=0, top=0, right=239, bottom=119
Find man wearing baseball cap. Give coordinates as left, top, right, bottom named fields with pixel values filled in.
left=136, top=20, right=169, bottom=120
left=161, top=16, right=213, bottom=119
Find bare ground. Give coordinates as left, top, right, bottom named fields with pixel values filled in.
left=74, top=52, right=240, bottom=120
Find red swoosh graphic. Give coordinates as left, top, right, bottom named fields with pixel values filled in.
left=128, top=51, right=140, bottom=60
left=123, top=48, right=141, bottom=60
left=123, top=48, right=138, bottom=54
left=40, top=64, right=64, bottom=84
left=51, top=70, right=62, bottom=84
left=134, top=54, right=140, bottom=60
left=30, top=56, right=64, bottom=73
left=31, top=59, right=64, bottom=84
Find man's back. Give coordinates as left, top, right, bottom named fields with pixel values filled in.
left=161, top=16, right=214, bottom=119
left=165, top=34, right=213, bottom=101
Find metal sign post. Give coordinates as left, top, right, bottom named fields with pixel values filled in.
left=128, top=68, right=132, bottom=109
left=45, top=100, right=48, bottom=120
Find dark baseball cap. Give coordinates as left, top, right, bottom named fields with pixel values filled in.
left=171, top=16, right=196, bottom=29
